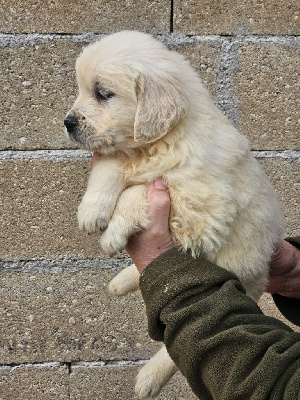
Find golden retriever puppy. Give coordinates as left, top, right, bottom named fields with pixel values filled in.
left=64, top=31, right=285, bottom=398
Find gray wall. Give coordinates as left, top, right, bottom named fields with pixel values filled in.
left=0, top=1, right=299, bottom=398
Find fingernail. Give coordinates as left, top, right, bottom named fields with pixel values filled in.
left=153, top=178, right=167, bottom=190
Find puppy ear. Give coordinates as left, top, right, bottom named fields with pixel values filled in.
left=134, top=73, right=186, bottom=143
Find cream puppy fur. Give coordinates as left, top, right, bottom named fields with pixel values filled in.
left=64, top=31, right=285, bottom=398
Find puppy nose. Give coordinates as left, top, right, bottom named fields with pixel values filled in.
left=64, top=112, right=78, bottom=133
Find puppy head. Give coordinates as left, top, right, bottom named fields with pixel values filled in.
left=64, top=31, right=188, bottom=155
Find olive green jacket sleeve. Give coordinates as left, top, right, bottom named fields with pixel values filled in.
left=139, top=247, right=300, bottom=400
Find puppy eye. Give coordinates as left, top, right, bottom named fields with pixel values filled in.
left=95, top=88, right=115, bottom=103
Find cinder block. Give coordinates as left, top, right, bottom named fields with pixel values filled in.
left=0, top=0, right=170, bottom=34
left=234, top=41, right=300, bottom=150
left=0, top=38, right=83, bottom=150
left=70, top=364, right=198, bottom=400
left=173, top=0, right=300, bottom=35
left=0, top=268, right=160, bottom=364
left=0, top=37, right=221, bottom=151
left=173, top=38, right=221, bottom=97
left=0, top=157, right=298, bottom=260
left=258, top=158, right=299, bottom=237
left=0, top=158, right=100, bottom=259
left=0, top=363, right=69, bottom=400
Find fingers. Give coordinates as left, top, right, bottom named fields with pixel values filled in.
left=269, top=240, right=295, bottom=271
left=126, top=178, right=174, bottom=273
left=267, top=240, right=300, bottom=298
left=147, top=179, right=171, bottom=233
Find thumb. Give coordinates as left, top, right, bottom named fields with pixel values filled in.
left=147, top=179, right=171, bottom=229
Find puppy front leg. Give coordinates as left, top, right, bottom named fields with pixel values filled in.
left=135, top=345, right=178, bottom=399
left=100, top=184, right=149, bottom=256
left=78, top=157, right=124, bottom=234
left=108, top=264, right=140, bottom=296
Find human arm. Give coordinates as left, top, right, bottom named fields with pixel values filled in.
left=125, top=179, right=300, bottom=399
left=139, top=247, right=300, bottom=399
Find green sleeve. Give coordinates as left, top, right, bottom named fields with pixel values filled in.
left=140, top=248, right=300, bottom=400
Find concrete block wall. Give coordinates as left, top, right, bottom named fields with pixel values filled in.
left=0, top=1, right=299, bottom=399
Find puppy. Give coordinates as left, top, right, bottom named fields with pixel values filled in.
left=64, top=31, right=285, bottom=398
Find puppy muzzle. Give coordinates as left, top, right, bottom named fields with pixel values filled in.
left=64, top=111, right=78, bottom=135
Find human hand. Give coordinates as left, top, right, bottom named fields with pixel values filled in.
left=125, top=179, right=174, bottom=273
left=267, top=239, right=300, bottom=299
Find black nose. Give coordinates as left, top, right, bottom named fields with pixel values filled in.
left=64, top=112, right=78, bottom=133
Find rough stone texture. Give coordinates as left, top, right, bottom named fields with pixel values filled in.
left=235, top=41, right=300, bottom=150
left=259, top=158, right=299, bottom=237
left=0, top=268, right=159, bottom=364
left=0, top=0, right=170, bottom=34
left=0, top=363, right=69, bottom=400
left=170, top=37, right=221, bottom=97
left=0, top=38, right=84, bottom=150
left=259, top=293, right=300, bottom=333
left=70, top=364, right=198, bottom=399
left=173, top=0, right=300, bottom=35
left=0, top=158, right=99, bottom=260
left=0, top=37, right=221, bottom=151
left=0, top=157, right=298, bottom=260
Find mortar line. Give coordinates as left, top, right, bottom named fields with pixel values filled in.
left=72, top=359, right=148, bottom=367
left=66, top=362, right=71, bottom=400
left=252, top=150, right=300, bottom=159
left=0, top=149, right=92, bottom=160
left=170, top=0, right=174, bottom=33
left=0, top=32, right=299, bottom=46
left=0, top=149, right=299, bottom=161
left=0, top=361, right=63, bottom=370
left=0, top=359, right=148, bottom=369
left=0, top=256, right=133, bottom=273
left=217, top=38, right=240, bottom=127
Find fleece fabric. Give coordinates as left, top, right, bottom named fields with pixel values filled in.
left=140, top=241, right=300, bottom=400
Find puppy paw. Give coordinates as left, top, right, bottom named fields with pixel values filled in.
left=135, top=347, right=177, bottom=399
left=135, top=369, right=163, bottom=399
left=135, top=364, right=171, bottom=399
left=108, top=264, right=140, bottom=296
left=100, top=230, right=128, bottom=256
left=77, top=198, right=110, bottom=234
